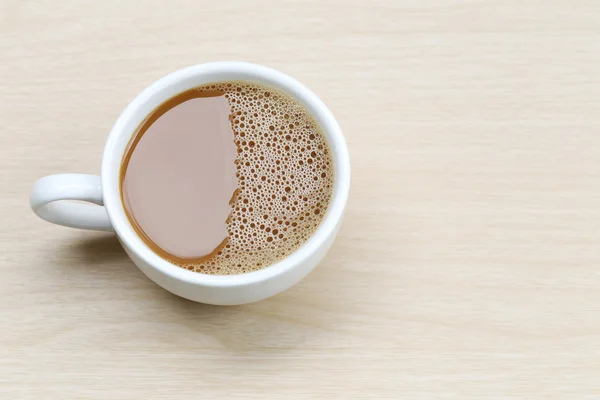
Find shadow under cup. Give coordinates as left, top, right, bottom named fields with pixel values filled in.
left=102, top=62, right=350, bottom=304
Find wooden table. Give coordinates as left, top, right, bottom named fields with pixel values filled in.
left=2, top=1, right=600, bottom=398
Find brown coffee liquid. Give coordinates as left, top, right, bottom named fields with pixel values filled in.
left=121, top=81, right=334, bottom=275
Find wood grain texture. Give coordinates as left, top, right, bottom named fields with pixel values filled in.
left=1, top=0, right=600, bottom=398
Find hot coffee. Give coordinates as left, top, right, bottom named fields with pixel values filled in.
left=121, top=81, right=334, bottom=275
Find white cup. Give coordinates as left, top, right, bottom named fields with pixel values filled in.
left=29, top=62, right=350, bottom=305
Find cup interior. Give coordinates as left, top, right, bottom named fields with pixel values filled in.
left=101, top=62, right=350, bottom=286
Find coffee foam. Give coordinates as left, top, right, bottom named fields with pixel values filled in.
left=174, top=81, right=334, bottom=275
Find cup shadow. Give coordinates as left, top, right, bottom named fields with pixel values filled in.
left=63, top=234, right=130, bottom=265
left=51, top=233, right=146, bottom=286
left=146, top=281, right=330, bottom=356
left=53, top=233, right=349, bottom=357
left=156, top=240, right=359, bottom=354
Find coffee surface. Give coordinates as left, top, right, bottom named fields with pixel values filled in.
left=121, top=81, right=334, bottom=275
left=122, top=93, right=237, bottom=262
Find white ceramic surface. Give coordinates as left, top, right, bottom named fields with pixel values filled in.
left=29, top=62, right=350, bottom=305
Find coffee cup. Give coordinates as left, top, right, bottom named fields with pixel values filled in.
left=30, top=62, right=350, bottom=305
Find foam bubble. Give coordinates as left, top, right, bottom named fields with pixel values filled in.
left=177, top=81, right=334, bottom=275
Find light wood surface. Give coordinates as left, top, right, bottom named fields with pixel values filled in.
left=2, top=1, right=600, bottom=398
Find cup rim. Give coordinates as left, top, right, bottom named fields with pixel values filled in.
left=101, top=62, right=350, bottom=288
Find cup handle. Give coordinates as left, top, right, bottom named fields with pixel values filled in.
left=30, top=174, right=113, bottom=232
